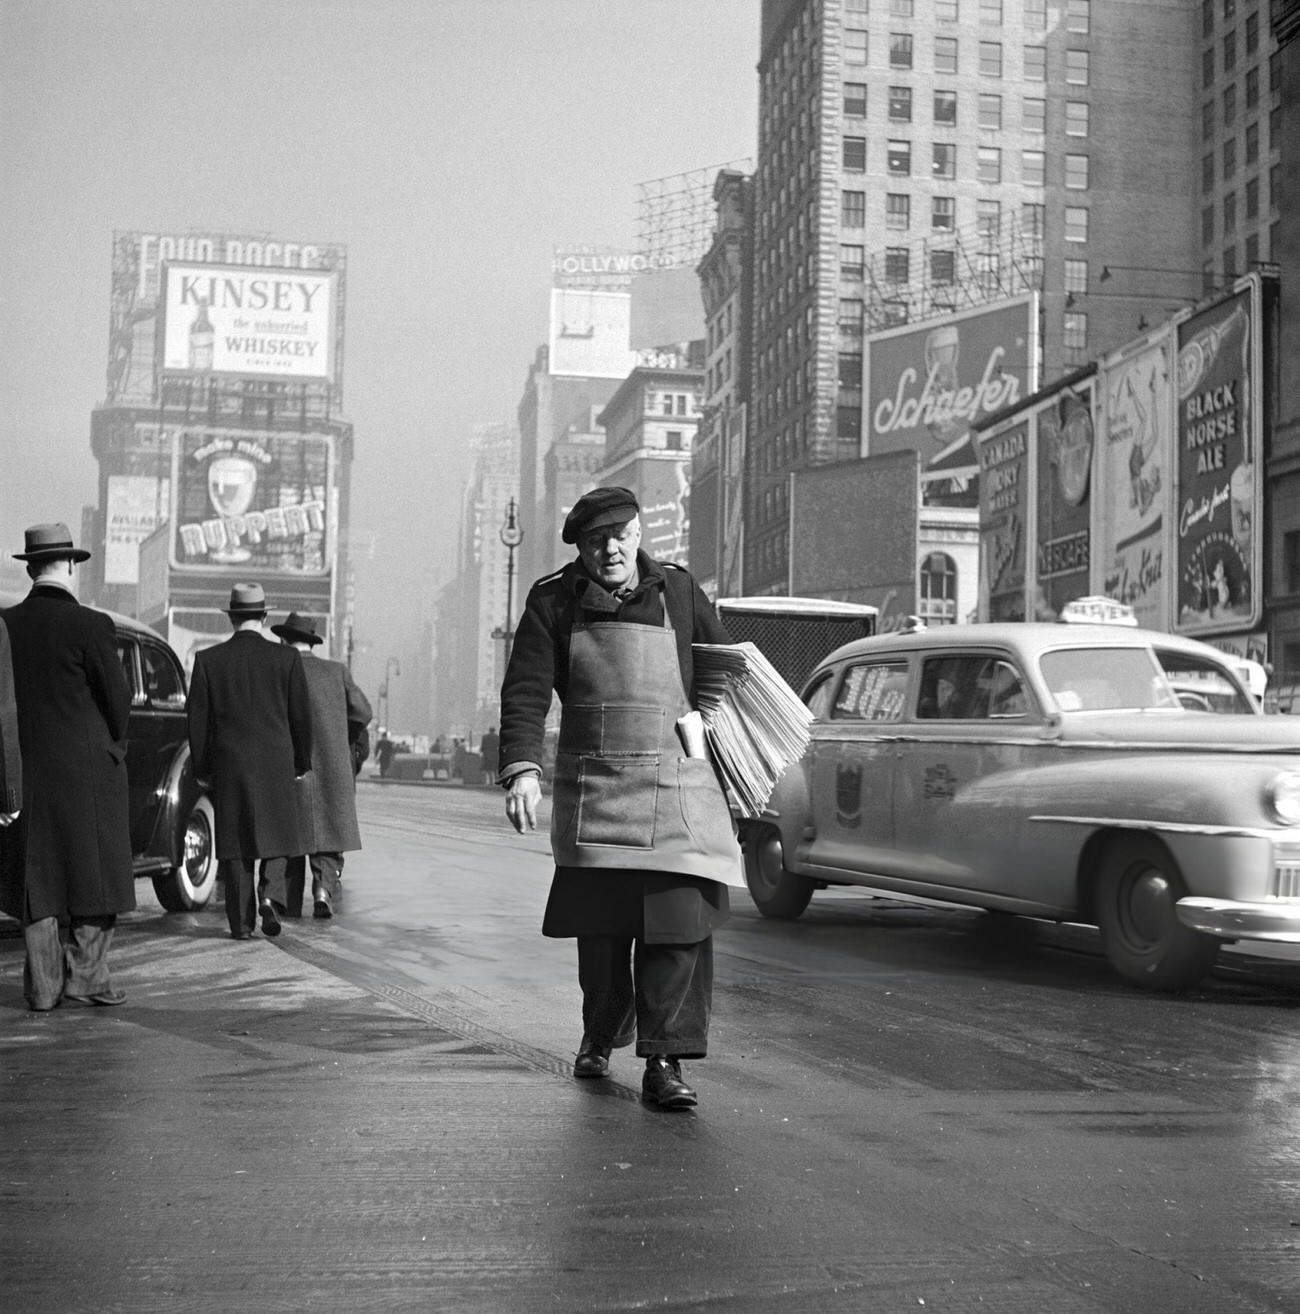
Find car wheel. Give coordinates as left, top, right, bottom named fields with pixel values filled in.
left=743, top=826, right=814, bottom=920
left=1095, top=834, right=1220, bottom=990
left=152, top=796, right=217, bottom=912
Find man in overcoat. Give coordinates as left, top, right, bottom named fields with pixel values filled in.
left=0, top=523, right=134, bottom=1011
left=0, top=616, right=19, bottom=831
left=268, top=612, right=371, bottom=919
left=187, top=583, right=312, bottom=940
left=499, top=487, right=744, bottom=1111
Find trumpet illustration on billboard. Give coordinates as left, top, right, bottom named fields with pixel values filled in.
left=205, top=455, right=257, bottom=562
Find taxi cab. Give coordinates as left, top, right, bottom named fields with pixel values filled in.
left=740, top=608, right=1300, bottom=990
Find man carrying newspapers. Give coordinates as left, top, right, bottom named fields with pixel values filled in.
left=498, top=486, right=743, bottom=1111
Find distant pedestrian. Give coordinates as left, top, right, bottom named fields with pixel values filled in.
left=0, top=523, right=134, bottom=1011
left=376, top=731, right=396, bottom=778
left=269, top=612, right=372, bottom=919
left=478, top=726, right=500, bottom=786
left=187, top=583, right=312, bottom=940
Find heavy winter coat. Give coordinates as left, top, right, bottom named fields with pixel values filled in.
left=187, top=630, right=312, bottom=861
left=0, top=586, right=134, bottom=922
left=0, top=618, right=19, bottom=817
left=293, top=653, right=371, bottom=854
left=499, top=552, right=731, bottom=775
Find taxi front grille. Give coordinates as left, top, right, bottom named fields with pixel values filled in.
left=1271, top=860, right=1300, bottom=900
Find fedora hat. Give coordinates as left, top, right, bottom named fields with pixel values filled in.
left=14, top=522, right=91, bottom=563
left=225, top=582, right=268, bottom=615
left=270, top=611, right=323, bottom=645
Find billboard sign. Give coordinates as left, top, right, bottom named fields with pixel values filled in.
left=1173, top=284, right=1260, bottom=636
left=548, top=289, right=637, bottom=378
left=170, top=429, right=333, bottom=575
left=1097, top=339, right=1173, bottom=630
left=107, top=231, right=345, bottom=404
left=104, top=474, right=168, bottom=586
left=864, top=296, right=1037, bottom=471
left=552, top=245, right=678, bottom=290
left=1034, top=382, right=1094, bottom=619
left=161, top=263, right=337, bottom=382
left=977, top=420, right=1030, bottom=621
left=637, top=457, right=692, bottom=565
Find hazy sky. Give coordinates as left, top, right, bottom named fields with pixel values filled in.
left=0, top=0, right=758, bottom=725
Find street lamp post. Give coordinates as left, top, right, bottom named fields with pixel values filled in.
left=497, top=497, right=523, bottom=669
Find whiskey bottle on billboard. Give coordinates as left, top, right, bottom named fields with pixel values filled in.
left=189, top=299, right=214, bottom=372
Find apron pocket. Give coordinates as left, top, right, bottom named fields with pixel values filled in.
left=677, top=757, right=738, bottom=853
left=577, top=757, right=659, bottom=848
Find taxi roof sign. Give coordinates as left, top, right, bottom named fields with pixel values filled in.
left=1058, top=596, right=1139, bottom=626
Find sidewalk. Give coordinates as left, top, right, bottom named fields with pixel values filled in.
left=0, top=903, right=664, bottom=1314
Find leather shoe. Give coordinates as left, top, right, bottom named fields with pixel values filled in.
left=313, top=893, right=333, bottom=919
left=641, top=1055, right=697, bottom=1110
left=573, top=1043, right=611, bottom=1079
left=63, top=988, right=127, bottom=1007
left=259, top=900, right=282, bottom=938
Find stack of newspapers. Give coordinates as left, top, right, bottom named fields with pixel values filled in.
left=689, top=641, right=814, bottom=818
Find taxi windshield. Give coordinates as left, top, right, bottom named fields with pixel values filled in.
left=1038, top=647, right=1180, bottom=712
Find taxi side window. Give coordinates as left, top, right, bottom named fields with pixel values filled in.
left=919, top=655, right=1028, bottom=720
left=832, top=660, right=908, bottom=722
left=804, top=672, right=835, bottom=720
left=141, top=642, right=186, bottom=706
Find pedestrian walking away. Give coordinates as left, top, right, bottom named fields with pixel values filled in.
left=186, top=583, right=312, bottom=940
left=499, top=486, right=744, bottom=1111
left=478, top=725, right=500, bottom=786
left=269, top=611, right=372, bottom=919
left=0, top=523, right=134, bottom=1011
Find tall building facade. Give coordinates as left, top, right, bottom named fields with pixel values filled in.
left=1199, top=0, right=1285, bottom=280
left=88, top=230, right=353, bottom=669
left=691, top=169, right=754, bottom=599
left=747, top=0, right=1209, bottom=596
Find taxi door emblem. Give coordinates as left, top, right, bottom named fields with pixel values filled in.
left=835, top=763, right=863, bottom=828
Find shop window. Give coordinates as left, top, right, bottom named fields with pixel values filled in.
left=919, top=554, right=958, bottom=625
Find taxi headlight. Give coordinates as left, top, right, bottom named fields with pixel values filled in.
left=1268, top=771, right=1300, bottom=825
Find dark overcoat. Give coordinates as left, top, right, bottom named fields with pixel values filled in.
left=0, top=618, right=20, bottom=818
left=0, top=586, right=134, bottom=922
left=293, top=653, right=371, bottom=854
left=499, top=552, right=734, bottom=943
left=187, top=630, right=312, bottom=861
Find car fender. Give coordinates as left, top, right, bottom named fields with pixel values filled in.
left=740, top=757, right=812, bottom=868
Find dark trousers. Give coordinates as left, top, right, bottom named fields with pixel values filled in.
left=576, top=934, right=714, bottom=1060
left=221, top=858, right=288, bottom=936
left=23, top=914, right=115, bottom=1009
left=273, top=853, right=343, bottom=916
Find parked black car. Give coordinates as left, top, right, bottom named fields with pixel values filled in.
left=1, top=593, right=215, bottom=910
left=112, top=612, right=216, bottom=909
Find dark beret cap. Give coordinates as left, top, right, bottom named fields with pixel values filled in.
left=561, top=486, right=640, bottom=544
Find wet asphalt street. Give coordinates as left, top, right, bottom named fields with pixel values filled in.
left=4, top=777, right=1300, bottom=1312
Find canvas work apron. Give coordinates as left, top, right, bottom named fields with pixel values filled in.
left=550, top=610, right=744, bottom=890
